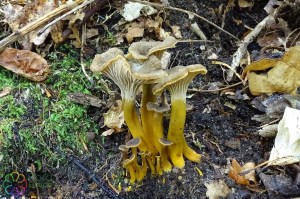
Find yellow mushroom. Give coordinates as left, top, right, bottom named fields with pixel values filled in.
left=158, top=138, right=173, bottom=172
left=123, top=154, right=137, bottom=184
left=90, top=48, right=149, bottom=151
left=153, top=65, right=207, bottom=168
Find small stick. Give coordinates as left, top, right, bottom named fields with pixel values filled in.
left=226, top=15, right=272, bottom=81
left=130, top=0, right=239, bottom=41
left=188, top=82, right=243, bottom=93
left=80, top=23, right=94, bottom=84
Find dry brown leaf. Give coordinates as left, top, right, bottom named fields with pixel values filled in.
left=125, top=22, right=145, bottom=43
left=103, top=100, right=125, bottom=135
left=171, top=25, right=182, bottom=39
left=256, top=33, right=283, bottom=47
left=228, top=159, right=256, bottom=186
left=2, top=0, right=58, bottom=47
left=50, top=21, right=64, bottom=43
left=0, top=48, right=50, bottom=81
left=244, top=46, right=300, bottom=95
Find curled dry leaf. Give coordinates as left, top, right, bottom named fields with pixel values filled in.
left=243, top=46, right=300, bottom=95
left=268, top=107, right=300, bottom=165
left=228, top=159, right=256, bottom=186
left=0, top=48, right=49, bottom=81
left=102, top=100, right=125, bottom=136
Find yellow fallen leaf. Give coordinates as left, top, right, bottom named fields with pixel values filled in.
left=244, top=46, right=300, bottom=95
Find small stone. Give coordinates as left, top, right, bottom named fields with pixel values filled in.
left=86, top=132, right=95, bottom=141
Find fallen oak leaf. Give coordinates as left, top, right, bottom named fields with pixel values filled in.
left=228, top=159, right=256, bottom=186
left=243, top=46, right=300, bottom=95
left=0, top=48, right=50, bottom=81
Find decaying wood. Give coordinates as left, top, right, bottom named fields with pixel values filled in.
left=67, top=93, right=105, bottom=107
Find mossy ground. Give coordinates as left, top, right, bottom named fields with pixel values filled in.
left=0, top=44, right=105, bottom=193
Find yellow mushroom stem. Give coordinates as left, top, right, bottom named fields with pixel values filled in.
left=167, top=99, right=201, bottom=168
left=154, top=113, right=172, bottom=172
left=156, top=156, right=163, bottom=175
left=123, top=98, right=151, bottom=152
left=123, top=158, right=137, bottom=184
left=146, top=155, right=156, bottom=174
left=137, top=153, right=148, bottom=181
left=140, top=84, right=159, bottom=154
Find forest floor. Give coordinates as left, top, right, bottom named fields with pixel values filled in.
left=0, top=0, right=300, bottom=198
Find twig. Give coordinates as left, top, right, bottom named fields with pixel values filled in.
left=212, top=60, right=244, bottom=82
left=0, top=0, right=85, bottom=52
left=130, top=0, right=239, bottom=41
left=226, top=15, right=272, bottom=81
left=177, top=39, right=214, bottom=43
left=188, top=82, right=243, bottom=93
left=80, top=23, right=94, bottom=84
left=55, top=148, right=121, bottom=199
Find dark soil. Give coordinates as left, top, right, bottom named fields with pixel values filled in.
left=46, top=1, right=270, bottom=199
left=48, top=0, right=275, bottom=198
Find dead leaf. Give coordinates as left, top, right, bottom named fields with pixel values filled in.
left=125, top=22, right=145, bottom=43
left=103, top=100, right=125, bottom=135
left=228, top=159, right=256, bottom=186
left=121, top=2, right=157, bottom=22
left=257, top=33, right=283, bottom=47
left=171, top=26, right=182, bottom=39
left=243, top=46, right=300, bottom=95
left=0, top=48, right=49, bottom=81
left=204, top=180, right=231, bottom=199
left=268, top=107, right=300, bottom=165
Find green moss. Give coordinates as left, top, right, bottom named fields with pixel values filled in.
left=0, top=44, right=102, bottom=181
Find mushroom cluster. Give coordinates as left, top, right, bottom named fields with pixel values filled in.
left=90, top=36, right=207, bottom=183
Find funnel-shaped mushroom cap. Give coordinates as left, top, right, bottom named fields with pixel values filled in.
left=119, top=145, right=128, bottom=152
left=90, top=48, right=124, bottom=73
left=131, top=55, right=167, bottom=83
left=127, top=36, right=177, bottom=60
left=159, top=138, right=173, bottom=146
left=90, top=48, right=141, bottom=100
left=125, top=137, right=142, bottom=148
left=153, top=64, right=207, bottom=96
left=123, top=154, right=136, bottom=167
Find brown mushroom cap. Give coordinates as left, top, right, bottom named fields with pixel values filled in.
left=159, top=138, right=173, bottom=146
left=123, top=154, right=136, bottom=167
left=90, top=48, right=141, bottom=100
left=125, top=137, right=142, bottom=148
left=127, top=36, right=177, bottom=60
left=90, top=48, right=124, bottom=73
left=152, top=64, right=207, bottom=96
left=130, top=55, right=167, bottom=83
left=119, top=145, right=128, bottom=152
